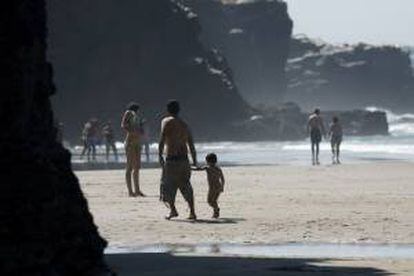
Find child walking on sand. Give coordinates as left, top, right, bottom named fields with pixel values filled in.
left=193, top=153, right=225, bottom=218
left=329, top=116, right=343, bottom=164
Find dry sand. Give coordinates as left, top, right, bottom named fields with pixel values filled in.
left=76, top=162, right=414, bottom=275
left=77, top=162, right=414, bottom=246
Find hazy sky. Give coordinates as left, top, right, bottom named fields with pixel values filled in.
left=284, top=0, right=414, bottom=46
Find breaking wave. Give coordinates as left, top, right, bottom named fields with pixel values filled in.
left=366, top=106, right=414, bottom=137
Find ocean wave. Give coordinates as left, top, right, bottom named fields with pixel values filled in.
left=366, top=106, right=414, bottom=136
left=283, top=142, right=414, bottom=155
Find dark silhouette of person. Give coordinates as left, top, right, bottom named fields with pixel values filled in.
left=102, top=120, right=118, bottom=162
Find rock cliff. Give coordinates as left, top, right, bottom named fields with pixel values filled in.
left=286, top=37, right=414, bottom=112
left=48, top=0, right=250, bottom=142
left=181, top=0, right=293, bottom=106
left=231, top=103, right=389, bottom=141
left=0, top=0, right=108, bottom=275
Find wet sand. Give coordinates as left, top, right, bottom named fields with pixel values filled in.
left=76, top=162, right=414, bottom=275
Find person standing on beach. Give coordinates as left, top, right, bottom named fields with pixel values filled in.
left=329, top=116, right=343, bottom=165
left=80, top=119, right=98, bottom=161
left=159, top=100, right=197, bottom=220
left=121, top=103, right=145, bottom=197
left=103, top=120, right=118, bottom=162
left=307, top=108, right=326, bottom=165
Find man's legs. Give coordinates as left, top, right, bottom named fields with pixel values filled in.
left=91, top=143, right=96, bottom=161
left=105, top=142, right=110, bottom=161
left=80, top=140, right=87, bottom=159
left=112, top=143, right=118, bottom=162
left=145, top=142, right=150, bottom=163
left=162, top=161, right=180, bottom=219
left=311, top=142, right=316, bottom=165
left=331, top=141, right=336, bottom=164
left=179, top=181, right=196, bottom=220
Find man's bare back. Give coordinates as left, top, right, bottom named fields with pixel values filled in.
left=308, top=113, right=324, bottom=131
left=160, top=116, right=197, bottom=165
left=161, top=116, right=191, bottom=157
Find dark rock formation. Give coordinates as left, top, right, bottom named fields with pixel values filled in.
left=286, top=37, right=414, bottom=112
left=230, top=103, right=389, bottom=141
left=181, top=0, right=293, bottom=106
left=48, top=0, right=250, bottom=143
left=324, top=110, right=389, bottom=136
left=0, top=1, right=108, bottom=275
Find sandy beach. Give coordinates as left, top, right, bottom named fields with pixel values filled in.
left=77, top=162, right=414, bottom=275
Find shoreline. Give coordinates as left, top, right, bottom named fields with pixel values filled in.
left=72, top=158, right=414, bottom=171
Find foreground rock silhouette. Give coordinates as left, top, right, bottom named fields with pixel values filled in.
left=0, top=1, right=108, bottom=275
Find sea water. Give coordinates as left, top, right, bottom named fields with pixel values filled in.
left=70, top=107, right=414, bottom=166
left=106, top=243, right=414, bottom=259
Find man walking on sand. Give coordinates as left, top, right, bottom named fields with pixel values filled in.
left=307, top=108, right=326, bottom=165
left=159, top=100, right=197, bottom=220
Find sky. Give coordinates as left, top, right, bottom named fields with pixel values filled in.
left=284, top=0, right=414, bottom=46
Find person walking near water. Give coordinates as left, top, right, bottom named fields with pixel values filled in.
left=103, top=120, right=118, bottom=162
left=80, top=119, right=99, bottom=161
left=307, top=108, right=326, bottom=165
left=329, top=116, right=343, bottom=165
left=121, top=103, right=145, bottom=197
left=159, top=100, right=197, bottom=220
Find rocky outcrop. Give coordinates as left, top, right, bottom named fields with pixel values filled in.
left=0, top=0, right=108, bottom=275
left=178, top=0, right=293, bottom=106
left=229, top=103, right=389, bottom=141
left=48, top=0, right=250, bottom=142
left=324, top=110, right=389, bottom=136
left=286, top=37, right=414, bottom=112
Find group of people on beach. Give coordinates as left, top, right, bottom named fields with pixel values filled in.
left=307, top=108, right=343, bottom=165
left=79, top=101, right=341, bottom=221
left=80, top=119, right=118, bottom=161
left=80, top=116, right=150, bottom=163
left=121, top=100, right=225, bottom=220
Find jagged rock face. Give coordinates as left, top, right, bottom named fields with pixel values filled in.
left=324, top=110, right=389, bottom=136
left=180, top=0, right=293, bottom=106
left=229, top=102, right=389, bottom=141
left=0, top=1, right=107, bottom=275
left=48, top=0, right=249, bottom=142
left=286, top=38, right=414, bottom=112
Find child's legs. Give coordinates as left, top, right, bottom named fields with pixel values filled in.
left=207, top=189, right=220, bottom=210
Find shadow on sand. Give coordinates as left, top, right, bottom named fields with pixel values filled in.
left=170, top=217, right=245, bottom=224
left=106, top=253, right=393, bottom=276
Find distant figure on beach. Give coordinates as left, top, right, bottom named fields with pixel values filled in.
left=159, top=100, right=197, bottom=220
left=121, top=103, right=145, bottom=197
left=102, top=120, right=118, bottom=162
left=80, top=119, right=99, bottom=161
left=307, top=108, right=326, bottom=165
left=193, top=153, right=225, bottom=218
left=329, top=116, right=343, bottom=165
left=141, top=116, right=151, bottom=163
